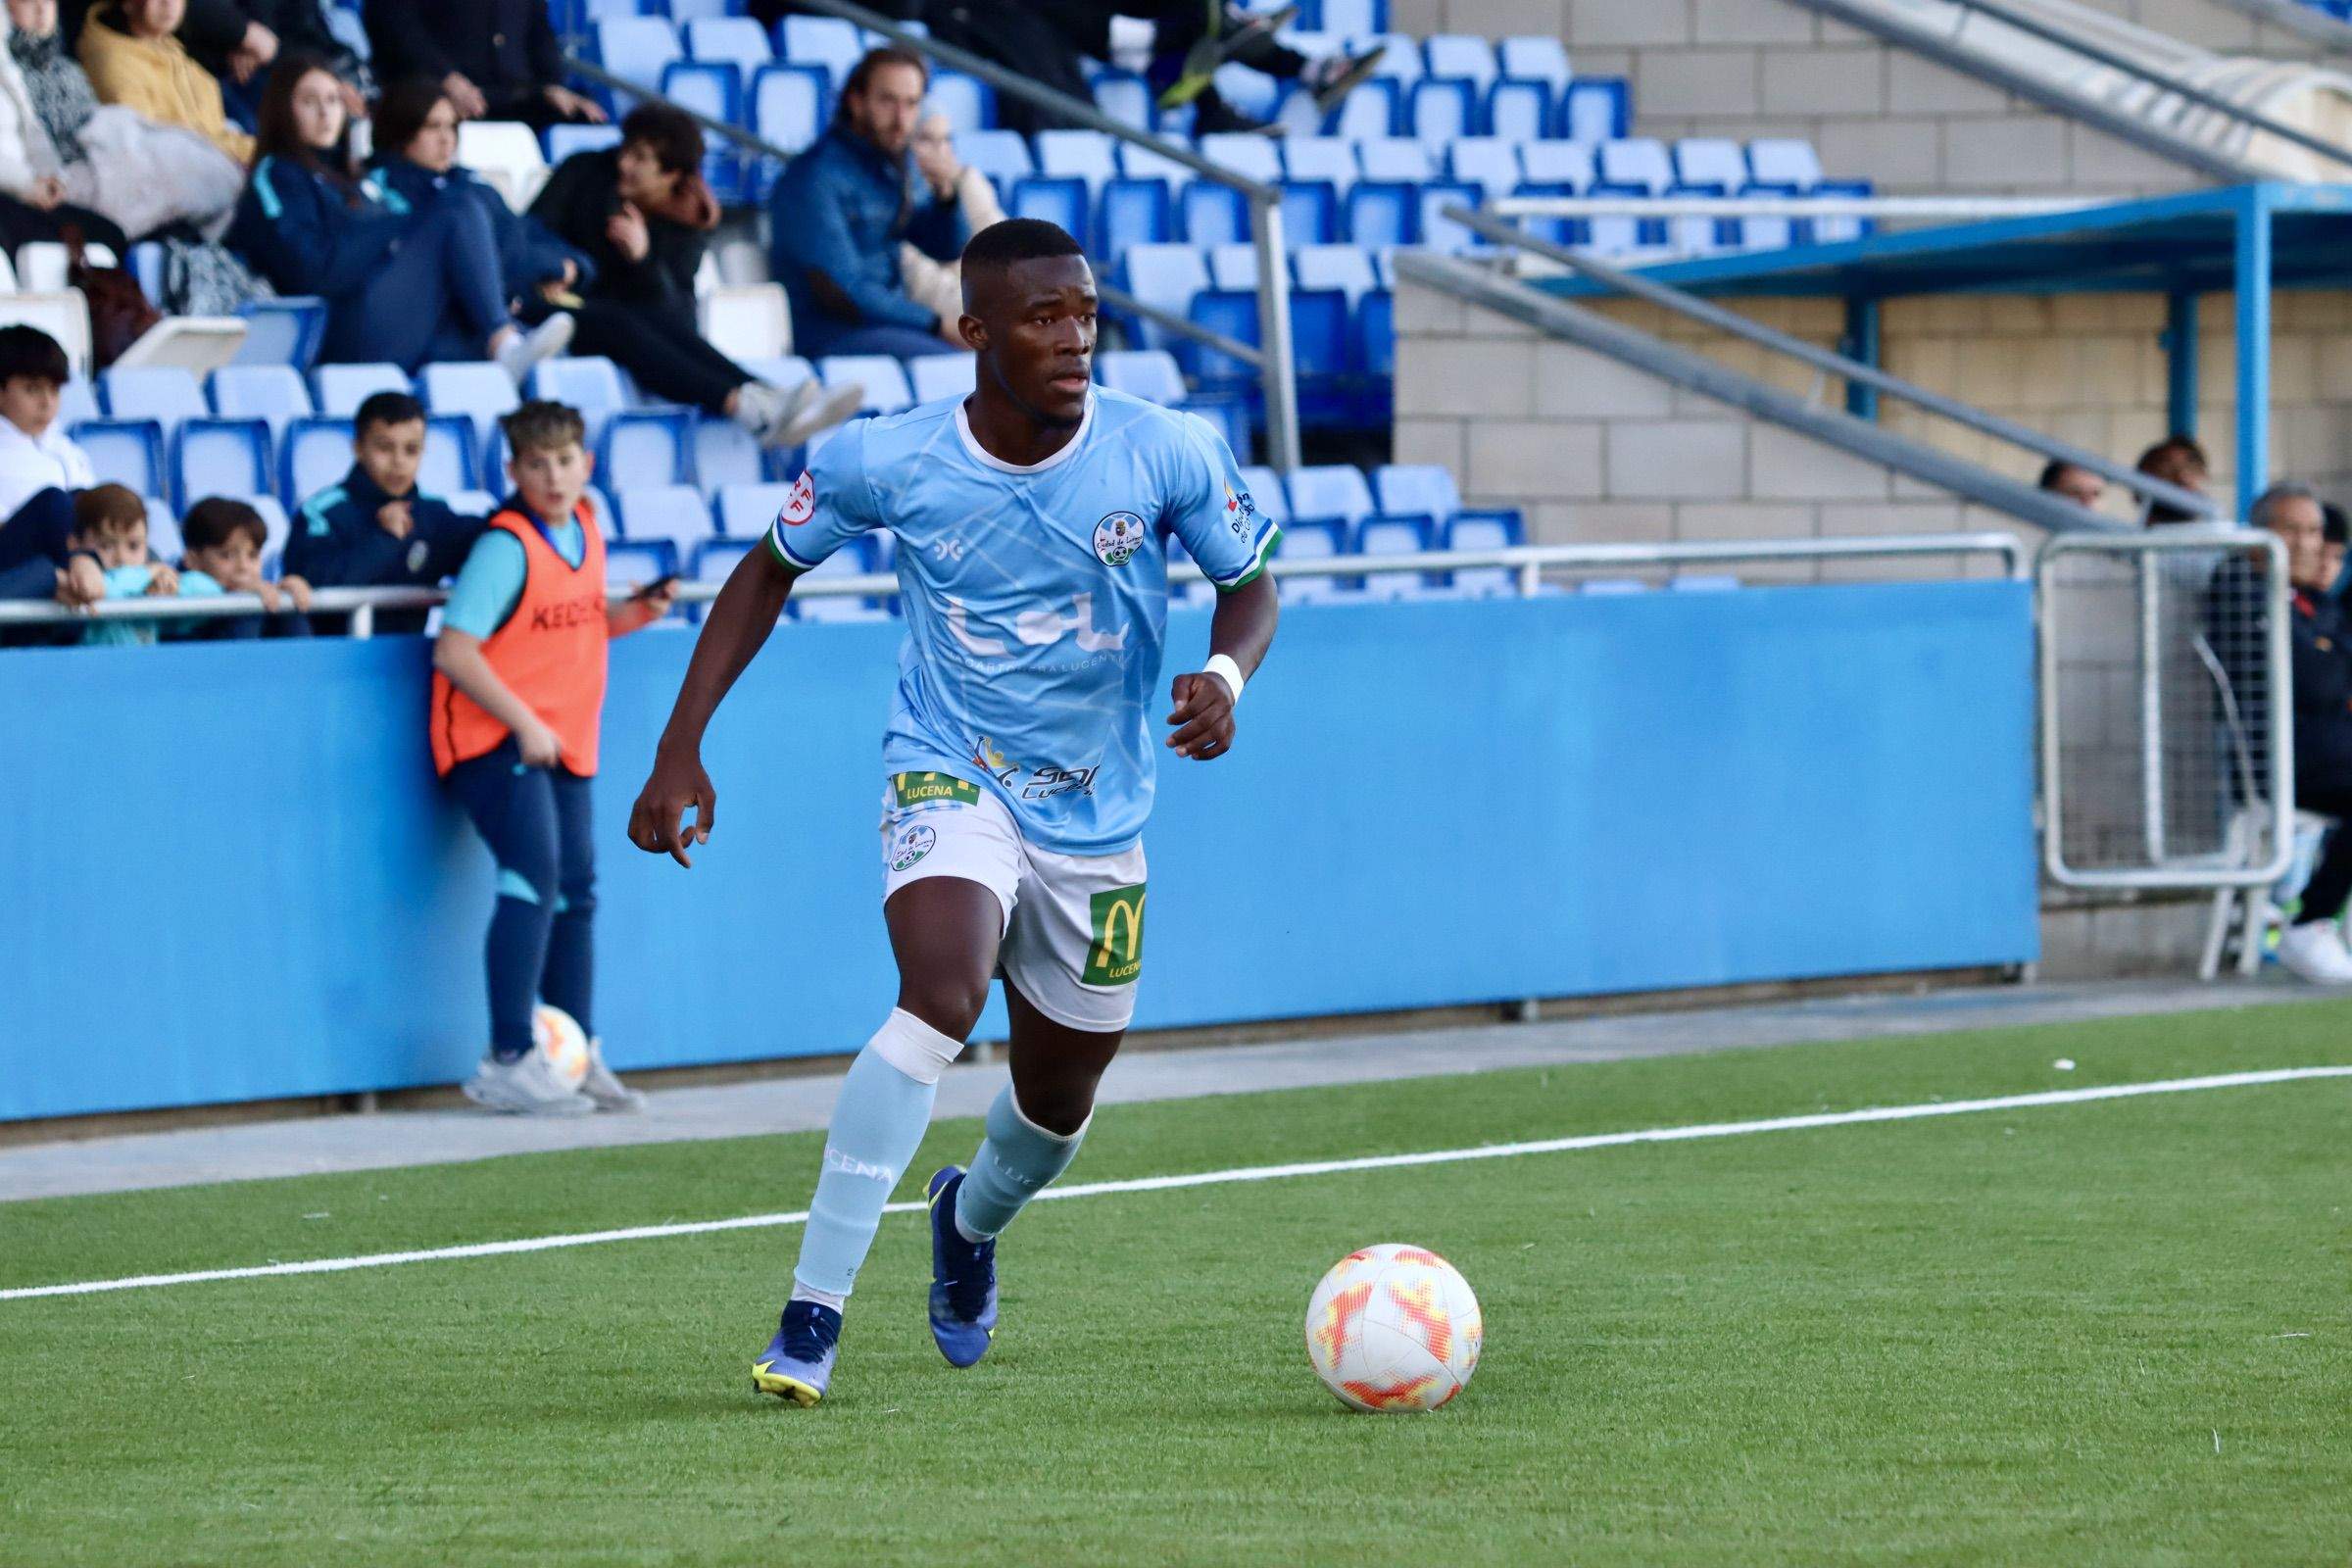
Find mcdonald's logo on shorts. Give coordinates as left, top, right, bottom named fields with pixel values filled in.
left=1084, top=883, right=1148, bottom=987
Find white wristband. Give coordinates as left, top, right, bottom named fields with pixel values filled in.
left=1201, top=653, right=1245, bottom=705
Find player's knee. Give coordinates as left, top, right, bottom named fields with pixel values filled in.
left=1015, top=1081, right=1095, bottom=1137
left=897, top=976, right=989, bottom=1043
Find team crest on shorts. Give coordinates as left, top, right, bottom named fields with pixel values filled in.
left=888, top=822, right=936, bottom=872
left=1094, top=511, right=1145, bottom=567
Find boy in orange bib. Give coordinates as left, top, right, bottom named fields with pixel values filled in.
left=432, top=400, right=676, bottom=1114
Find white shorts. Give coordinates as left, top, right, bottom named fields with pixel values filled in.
left=880, top=773, right=1148, bottom=1033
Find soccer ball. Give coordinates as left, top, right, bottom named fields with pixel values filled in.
left=532, top=1004, right=590, bottom=1090
left=1305, top=1243, right=1483, bottom=1412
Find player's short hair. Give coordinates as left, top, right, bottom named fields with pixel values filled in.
left=621, top=102, right=705, bottom=175
left=959, top=219, right=1087, bottom=308
left=72, top=482, right=145, bottom=542
left=181, top=497, right=269, bottom=554
left=502, top=400, right=587, bottom=457
left=0, top=323, right=69, bottom=387
left=355, top=390, right=426, bottom=436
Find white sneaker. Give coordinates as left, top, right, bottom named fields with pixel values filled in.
left=578, top=1036, right=647, bottom=1113
left=2277, top=920, right=2352, bottom=983
left=462, top=1050, right=596, bottom=1116
left=771, top=378, right=865, bottom=449
left=493, top=313, right=575, bottom=387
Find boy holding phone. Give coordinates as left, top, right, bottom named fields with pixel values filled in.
left=432, top=400, right=677, bottom=1116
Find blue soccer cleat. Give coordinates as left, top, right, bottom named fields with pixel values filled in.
left=751, top=1299, right=841, bottom=1406
left=926, top=1166, right=998, bottom=1368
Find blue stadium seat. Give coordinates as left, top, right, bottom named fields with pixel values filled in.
left=957, top=128, right=1033, bottom=188
left=314, top=363, right=410, bottom=417
left=144, top=497, right=180, bottom=564
left=684, top=15, right=771, bottom=69
left=789, top=536, right=888, bottom=621
left=1446, top=138, right=1522, bottom=200
left=1484, top=77, right=1550, bottom=143
left=1238, top=465, right=1290, bottom=523
left=1406, top=77, right=1477, bottom=147
left=1356, top=514, right=1436, bottom=599
left=593, top=17, right=683, bottom=102
left=1281, top=137, right=1358, bottom=195
left=1293, top=243, right=1377, bottom=304
left=1207, top=242, right=1259, bottom=291
left=1415, top=180, right=1484, bottom=253
left=693, top=417, right=763, bottom=495
left=1100, top=175, right=1173, bottom=255
left=1423, top=33, right=1497, bottom=89
left=1091, top=69, right=1152, bottom=131
left=1319, top=0, right=1388, bottom=31
left=663, top=0, right=738, bottom=21
left=1811, top=179, right=1875, bottom=244
left=59, top=377, right=99, bottom=428
left=1444, top=510, right=1525, bottom=596
left=660, top=62, right=747, bottom=203
left=717, top=481, right=795, bottom=539
left=600, top=408, right=695, bottom=489
left=278, top=416, right=354, bottom=504
left=1177, top=180, right=1248, bottom=246
left=1287, top=464, right=1376, bottom=525
left=779, top=14, right=861, bottom=86
left=103, top=366, right=207, bottom=438
left=127, top=241, right=164, bottom=306
left=1366, top=29, right=1423, bottom=84
left=1211, top=62, right=1282, bottom=122
left=233, top=297, right=326, bottom=368
left=1200, top=132, right=1282, bottom=186
left=248, top=494, right=289, bottom=565
left=1355, top=288, right=1393, bottom=424
left=417, top=362, right=519, bottom=456
left=1009, top=175, right=1089, bottom=248
left=752, top=64, right=827, bottom=157
left=420, top=416, right=476, bottom=497
left=1520, top=140, right=1595, bottom=190
left=1119, top=243, right=1209, bottom=354
left=1279, top=179, right=1339, bottom=245
left=1561, top=79, right=1630, bottom=143
left=692, top=536, right=754, bottom=587
left=1374, top=464, right=1461, bottom=520
left=71, top=418, right=163, bottom=496
left=526, top=357, right=628, bottom=436
left=1598, top=138, right=1674, bottom=195
left=1273, top=517, right=1352, bottom=603
left=929, top=70, right=994, bottom=134
left=1324, top=78, right=1399, bottom=139
left=1356, top=137, right=1434, bottom=183
left=1747, top=138, right=1825, bottom=191
left=1288, top=287, right=1352, bottom=425
left=1119, top=141, right=1195, bottom=190
left=618, top=484, right=715, bottom=552
left=545, top=123, right=623, bottom=166
left=607, top=539, right=680, bottom=592
left=1037, top=129, right=1118, bottom=196
left=819, top=355, right=914, bottom=414
left=1097, top=349, right=1186, bottom=405
left=173, top=418, right=270, bottom=513
left=1675, top=138, right=1750, bottom=192
left=1497, top=34, right=1571, bottom=88
left=1179, top=289, right=1259, bottom=392
left=1671, top=574, right=1741, bottom=592
left=908, top=354, right=976, bottom=403
left=1161, top=530, right=1215, bottom=608
left=211, top=365, right=313, bottom=440
left=1343, top=181, right=1415, bottom=247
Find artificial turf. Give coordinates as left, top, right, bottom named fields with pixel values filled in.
left=3, top=999, right=2348, bottom=1566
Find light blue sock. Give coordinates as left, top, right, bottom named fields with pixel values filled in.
left=791, top=1009, right=962, bottom=1303
left=954, top=1085, right=1088, bottom=1242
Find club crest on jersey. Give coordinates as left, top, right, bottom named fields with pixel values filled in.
left=1094, top=510, right=1145, bottom=567
left=780, top=469, right=815, bottom=526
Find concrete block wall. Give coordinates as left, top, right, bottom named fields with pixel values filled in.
left=1388, top=0, right=2205, bottom=197
left=2064, top=0, right=2343, bottom=58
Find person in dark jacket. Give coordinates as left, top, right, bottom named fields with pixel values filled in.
left=359, top=0, right=600, bottom=128
left=283, top=389, right=482, bottom=635
left=768, top=46, right=972, bottom=360
left=529, top=100, right=858, bottom=449
left=225, top=56, right=572, bottom=375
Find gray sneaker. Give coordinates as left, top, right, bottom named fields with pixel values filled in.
left=462, top=1051, right=595, bottom=1117
left=579, top=1037, right=648, bottom=1113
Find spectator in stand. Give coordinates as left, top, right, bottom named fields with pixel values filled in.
left=172, top=494, right=311, bottom=638
left=70, top=479, right=171, bottom=645
left=897, top=108, right=1003, bottom=341
left=530, top=100, right=861, bottom=449
left=0, top=323, right=91, bottom=592
left=285, top=389, right=482, bottom=635
left=2037, top=459, right=2104, bottom=513
left=183, top=0, right=365, bottom=127
left=2137, top=434, right=2212, bottom=524
left=1146, top=2, right=1386, bottom=135
left=229, top=58, right=574, bottom=377
left=360, top=0, right=601, bottom=130
left=76, top=0, right=253, bottom=167
left=2326, top=504, right=2350, bottom=599
left=769, top=47, right=973, bottom=361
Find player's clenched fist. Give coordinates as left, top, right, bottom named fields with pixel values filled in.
left=629, top=746, right=717, bottom=866
left=1165, top=671, right=1236, bottom=760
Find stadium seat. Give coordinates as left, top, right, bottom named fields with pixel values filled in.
left=172, top=417, right=270, bottom=513
left=1374, top=464, right=1461, bottom=520
left=1177, top=180, right=1248, bottom=247
left=1748, top=138, right=1825, bottom=191
left=248, top=494, right=289, bottom=564
left=691, top=536, right=754, bottom=586
left=1097, top=349, right=1186, bottom=406
left=1207, top=243, right=1259, bottom=291
left=211, top=365, right=313, bottom=440
left=1520, top=140, right=1595, bottom=190
left=102, top=366, right=206, bottom=438
left=1406, top=77, right=1477, bottom=149
left=314, top=363, right=410, bottom=417
left=1497, top=35, right=1571, bottom=88
left=233, top=298, right=326, bottom=368
left=660, top=63, right=748, bottom=203
left=779, top=14, right=862, bottom=86
left=1287, top=464, right=1376, bottom=526
left=1179, top=288, right=1259, bottom=390
left=454, top=122, right=548, bottom=209
left=819, top=355, right=913, bottom=414
left=1293, top=243, right=1377, bottom=305
left=1356, top=138, right=1433, bottom=184
left=1281, top=137, right=1357, bottom=195
left=717, top=481, right=794, bottom=539
left=1319, top=0, right=1387, bottom=31
left=1118, top=141, right=1195, bottom=191
left=693, top=418, right=764, bottom=495
left=1343, top=181, right=1414, bottom=247
left=278, top=416, right=354, bottom=504
left=1446, top=138, right=1522, bottom=200
left=1238, top=465, right=1289, bottom=523
left=144, top=496, right=180, bottom=564
left=1561, top=79, right=1630, bottom=143
left=1273, top=517, right=1351, bottom=602
left=1278, top=180, right=1340, bottom=245
left=526, top=357, right=628, bottom=436
left=1482, top=77, right=1547, bottom=142
left=908, top=354, right=976, bottom=403
left=752, top=64, right=827, bottom=156
left=1356, top=514, right=1436, bottom=599
left=57, top=377, right=99, bottom=428
left=929, top=70, right=995, bottom=135
left=1675, top=138, right=1750, bottom=192
left=1200, top=133, right=1282, bottom=187
left=418, top=362, right=519, bottom=456
left=593, top=16, right=683, bottom=100
left=14, top=239, right=111, bottom=292
left=1009, top=175, right=1089, bottom=247
left=684, top=15, right=771, bottom=70
left=1211, top=62, right=1281, bottom=123
left=71, top=418, right=163, bottom=495
left=420, top=416, right=477, bottom=497
left=1598, top=138, right=1675, bottom=195
left=789, top=537, right=889, bottom=621
left=1100, top=175, right=1174, bottom=255
left=601, top=410, right=695, bottom=490
left=607, top=539, right=680, bottom=592
left=1091, top=69, right=1152, bottom=131
left=546, top=123, right=624, bottom=166
left=699, top=285, right=791, bottom=361
left=617, top=484, right=715, bottom=553
left=1324, top=78, right=1399, bottom=139
left=1038, top=129, right=1119, bottom=196
left=1423, top=34, right=1497, bottom=89
left=1416, top=180, right=1484, bottom=253
left=127, top=241, right=163, bottom=306
left=1119, top=243, right=1210, bottom=354
left=1811, top=178, right=1875, bottom=244
left=1365, top=29, right=1423, bottom=84
left=957, top=128, right=1034, bottom=188
left=1442, top=510, right=1525, bottom=596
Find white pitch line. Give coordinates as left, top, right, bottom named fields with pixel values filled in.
left=6, top=1065, right=2347, bottom=1303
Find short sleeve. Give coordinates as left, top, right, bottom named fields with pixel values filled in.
left=767, top=422, right=880, bottom=572
left=442, top=531, right=529, bottom=639
left=1162, top=414, right=1280, bottom=593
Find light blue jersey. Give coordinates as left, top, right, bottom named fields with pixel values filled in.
left=766, top=389, right=1280, bottom=856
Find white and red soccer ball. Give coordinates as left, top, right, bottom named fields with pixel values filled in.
left=532, top=1004, right=590, bottom=1090
left=1305, top=1244, right=1483, bottom=1412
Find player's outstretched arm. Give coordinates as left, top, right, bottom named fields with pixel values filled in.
left=627, top=544, right=798, bottom=866
left=1167, top=573, right=1278, bottom=760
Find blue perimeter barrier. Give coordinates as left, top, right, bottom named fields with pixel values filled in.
left=1, top=584, right=2038, bottom=1122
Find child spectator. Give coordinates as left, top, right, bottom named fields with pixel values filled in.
left=431, top=400, right=674, bottom=1116
left=284, top=389, right=482, bottom=634
left=71, top=479, right=171, bottom=644
left=173, top=494, right=311, bottom=639
left=0, top=321, right=90, bottom=586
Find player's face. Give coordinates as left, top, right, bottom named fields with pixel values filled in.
left=973, top=257, right=1098, bottom=427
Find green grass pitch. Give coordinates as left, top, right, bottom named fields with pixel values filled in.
left=3, top=1000, right=2349, bottom=1566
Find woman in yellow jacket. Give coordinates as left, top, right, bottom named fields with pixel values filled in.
left=76, top=0, right=251, bottom=167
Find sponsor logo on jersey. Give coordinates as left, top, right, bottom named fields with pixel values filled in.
left=1223, top=482, right=1257, bottom=539
left=1021, top=763, right=1098, bottom=801
left=972, top=736, right=1018, bottom=786
left=892, top=771, right=981, bottom=808
left=1094, top=510, right=1145, bottom=567
left=780, top=469, right=815, bottom=526
left=887, top=822, right=936, bottom=873
left=1084, top=883, right=1148, bottom=986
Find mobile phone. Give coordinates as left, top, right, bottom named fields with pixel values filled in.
left=630, top=573, right=679, bottom=602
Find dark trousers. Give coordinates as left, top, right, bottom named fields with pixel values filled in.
left=0, top=486, right=76, bottom=575
left=796, top=319, right=963, bottom=359
left=566, top=298, right=751, bottom=416
left=0, top=192, right=129, bottom=257
left=446, top=738, right=597, bottom=1058
left=2296, top=783, right=2352, bottom=925
left=322, top=197, right=509, bottom=371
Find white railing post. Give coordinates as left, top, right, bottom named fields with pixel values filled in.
left=1250, top=195, right=1301, bottom=475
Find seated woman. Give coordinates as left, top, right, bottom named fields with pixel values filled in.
left=227, top=58, right=570, bottom=378
left=0, top=0, right=242, bottom=251
left=75, top=0, right=251, bottom=168
left=524, top=99, right=858, bottom=450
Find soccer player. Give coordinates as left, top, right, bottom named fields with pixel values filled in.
left=626, top=218, right=1281, bottom=1405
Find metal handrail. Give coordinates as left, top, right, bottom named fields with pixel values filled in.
left=592, top=0, right=1301, bottom=468
left=0, top=534, right=2029, bottom=632
left=1443, top=203, right=2224, bottom=522
left=1489, top=194, right=2119, bottom=220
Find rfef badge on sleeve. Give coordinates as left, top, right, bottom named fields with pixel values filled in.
left=780, top=470, right=815, bottom=526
